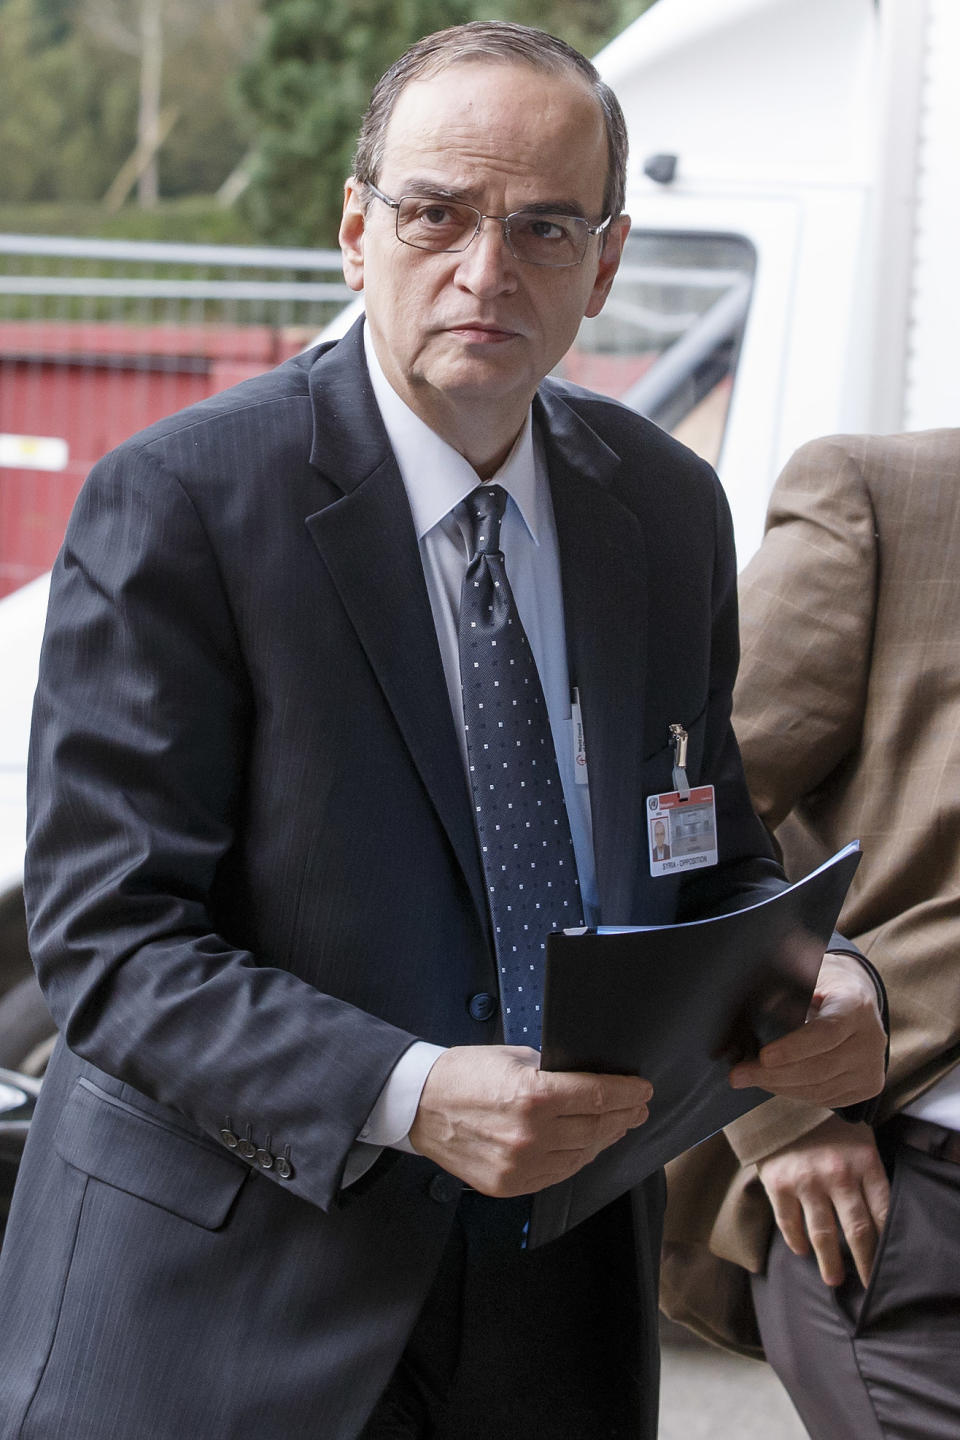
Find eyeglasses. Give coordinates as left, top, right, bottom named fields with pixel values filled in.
left=364, top=181, right=611, bottom=269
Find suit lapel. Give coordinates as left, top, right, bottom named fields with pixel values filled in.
left=302, top=330, right=651, bottom=931
left=536, top=389, right=649, bottom=923
left=303, top=326, right=489, bottom=929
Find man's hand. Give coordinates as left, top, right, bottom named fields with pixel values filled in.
left=756, top=1115, right=890, bottom=1287
left=729, top=951, right=885, bottom=1107
left=408, top=1045, right=653, bottom=1197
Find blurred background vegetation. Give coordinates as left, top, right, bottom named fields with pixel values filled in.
left=0, top=0, right=657, bottom=247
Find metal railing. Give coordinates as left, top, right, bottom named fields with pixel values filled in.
left=0, top=233, right=351, bottom=327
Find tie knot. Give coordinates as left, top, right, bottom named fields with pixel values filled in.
left=456, top=484, right=507, bottom=559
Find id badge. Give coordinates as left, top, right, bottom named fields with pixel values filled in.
left=648, top=785, right=718, bottom=876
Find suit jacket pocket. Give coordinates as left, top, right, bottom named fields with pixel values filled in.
left=54, top=1078, right=247, bottom=1229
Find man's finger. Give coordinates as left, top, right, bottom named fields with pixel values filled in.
left=766, top=1191, right=809, bottom=1259
left=864, top=1163, right=891, bottom=1235
left=730, top=1046, right=883, bottom=1103
left=535, top=1067, right=654, bottom=1116
left=732, top=1077, right=877, bottom=1107
left=730, top=1047, right=845, bottom=1092
left=833, top=1195, right=880, bottom=1288
left=841, top=1152, right=890, bottom=1286
left=549, top=1103, right=652, bottom=1152
left=802, top=1200, right=846, bottom=1287
left=745, top=1013, right=849, bottom=1070
left=728, top=1018, right=847, bottom=1090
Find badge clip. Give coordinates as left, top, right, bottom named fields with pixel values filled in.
left=669, top=723, right=691, bottom=801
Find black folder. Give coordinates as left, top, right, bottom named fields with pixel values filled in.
left=528, top=842, right=862, bottom=1248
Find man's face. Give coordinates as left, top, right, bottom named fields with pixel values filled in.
left=340, top=61, right=628, bottom=443
left=654, top=822, right=666, bottom=849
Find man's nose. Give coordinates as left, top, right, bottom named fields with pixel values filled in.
left=454, top=217, right=518, bottom=294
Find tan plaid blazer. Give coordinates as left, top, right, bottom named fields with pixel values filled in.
left=660, top=429, right=960, bottom=1354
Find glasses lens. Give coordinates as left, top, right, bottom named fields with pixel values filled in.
left=396, top=197, right=480, bottom=252
left=507, top=213, right=588, bottom=267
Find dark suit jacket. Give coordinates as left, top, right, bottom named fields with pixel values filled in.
left=0, top=321, right=783, bottom=1439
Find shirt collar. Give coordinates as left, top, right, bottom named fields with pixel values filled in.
left=363, top=324, right=542, bottom=545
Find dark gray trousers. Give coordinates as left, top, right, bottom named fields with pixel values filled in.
left=751, top=1124, right=960, bottom=1440
left=360, top=1190, right=646, bottom=1439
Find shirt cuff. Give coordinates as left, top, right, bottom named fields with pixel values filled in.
left=359, top=1040, right=448, bottom=1150
left=341, top=1041, right=447, bottom=1189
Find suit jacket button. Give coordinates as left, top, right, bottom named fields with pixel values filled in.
left=468, top=992, right=498, bottom=1022
left=429, top=1174, right=459, bottom=1205
left=220, top=1129, right=239, bottom=1149
left=255, top=1148, right=274, bottom=1170
left=237, top=1139, right=257, bottom=1159
left=275, top=1156, right=294, bottom=1179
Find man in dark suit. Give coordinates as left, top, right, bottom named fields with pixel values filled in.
left=0, top=23, right=885, bottom=1440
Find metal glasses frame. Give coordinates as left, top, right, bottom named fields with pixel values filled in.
left=364, top=181, right=611, bottom=268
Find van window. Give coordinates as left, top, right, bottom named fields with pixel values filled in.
left=559, top=231, right=756, bottom=468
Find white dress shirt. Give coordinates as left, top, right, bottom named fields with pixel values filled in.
left=902, top=1062, right=960, bottom=1130
left=342, top=328, right=599, bottom=1182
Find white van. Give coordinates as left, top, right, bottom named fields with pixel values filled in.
left=576, top=0, right=960, bottom=562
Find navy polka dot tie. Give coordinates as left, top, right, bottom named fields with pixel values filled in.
left=456, top=484, right=583, bottom=1049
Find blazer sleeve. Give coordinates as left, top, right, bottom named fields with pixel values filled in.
left=25, top=443, right=419, bottom=1214
left=733, top=437, right=878, bottom=830
left=723, top=437, right=881, bottom=1164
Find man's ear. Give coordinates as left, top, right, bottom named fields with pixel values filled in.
left=584, top=214, right=630, bottom=319
left=339, top=178, right=366, bottom=294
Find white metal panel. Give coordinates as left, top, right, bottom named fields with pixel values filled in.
left=864, top=0, right=930, bottom=431
left=0, top=574, right=48, bottom=896
left=904, top=0, right=960, bottom=430
left=597, top=0, right=877, bottom=189
left=773, top=187, right=874, bottom=464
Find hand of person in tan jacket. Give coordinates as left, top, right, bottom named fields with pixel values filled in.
left=728, top=950, right=887, bottom=1108
left=755, top=1114, right=890, bottom=1287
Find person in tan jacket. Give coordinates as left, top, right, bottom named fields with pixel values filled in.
left=661, top=429, right=960, bottom=1440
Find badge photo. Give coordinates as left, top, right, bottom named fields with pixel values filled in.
left=648, top=785, right=718, bottom=876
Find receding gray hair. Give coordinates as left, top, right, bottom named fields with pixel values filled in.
left=352, top=21, right=628, bottom=223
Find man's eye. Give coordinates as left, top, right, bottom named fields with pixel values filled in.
left=415, top=203, right=458, bottom=226
left=515, top=216, right=573, bottom=243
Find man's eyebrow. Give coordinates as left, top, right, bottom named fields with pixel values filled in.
left=520, top=200, right=591, bottom=218
left=394, top=179, right=591, bottom=218
left=397, top=180, right=477, bottom=202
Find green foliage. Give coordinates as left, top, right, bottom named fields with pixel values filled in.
left=0, top=0, right=658, bottom=243
left=238, top=0, right=658, bottom=247
left=479, top=0, right=653, bottom=58
left=0, top=197, right=260, bottom=244
left=0, top=0, right=130, bottom=201
left=0, top=0, right=256, bottom=210
left=238, top=0, right=476, bottom=247
left=157, top=10, right=257, bottom=197
left=29, top=0, right=77, bottom=44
